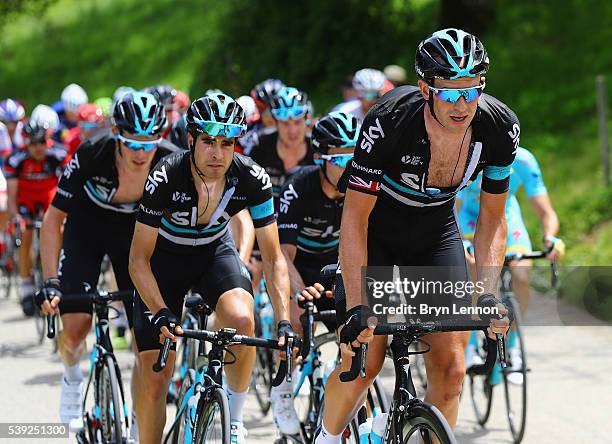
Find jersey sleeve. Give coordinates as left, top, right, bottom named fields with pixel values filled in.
left=277, top=180, right=303, bottom=245
left=345, top=104, right=392, bottom=196
left=482, top=106, right=520, bottom=194
left=136, top=157, right=173, bottom=228
left=515, top=148, right=547, bottom=197
left=51, top=142, right=91, bottom=212
left=2, top=152, right=20, bottom=179
left=243, top=158, right=275, bottom=228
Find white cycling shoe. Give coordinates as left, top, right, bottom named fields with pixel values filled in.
left=506, top=347, right=524, bottom=385
left=271, top=392, right=301, bottom=436
left=230, top=420, right=248, bottom=444
left=60, top=377, right=83, bottom=430
left=128, top=409, right=139, bottom=443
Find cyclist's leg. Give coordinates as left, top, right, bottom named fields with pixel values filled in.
left=133, top=249, right=195, bottom=444
left=196, top=236, right=254, bottom=426
left=506, top=209, right=533, bottom=317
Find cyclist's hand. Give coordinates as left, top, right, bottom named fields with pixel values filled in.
left=478, top=294, right=512, bottom=339
left=338, top=305, right=376, bottom=349
left=152, top=308, right=182, bottom=343
left=544, top=235, right=565, bottom=261
left=296, top=283, right=332, bottom=304
left=277, top=320, right=300, bottom=358
left=463, top=240, right=475, bottom=265
left=36, top=278, right=62, bottom=316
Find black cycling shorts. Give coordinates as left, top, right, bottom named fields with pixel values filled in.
left=335, top=200, right=469, bottom=322
left=133, top=231, right=253, bottom=352
left=58, top=210, right=136, bottom=327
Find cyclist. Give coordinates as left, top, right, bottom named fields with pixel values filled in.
left=333, top=68, right=387, bottom=122
left=272, top=111, right=358, bottom=436
left=62, top=103, right=106, bottom=158
left=128, top=93, right=294, bottom=444
left=37, top=92, right=178, bottom=434
left=314, top=28, right=518, bottom=444
left=0, top=168, right=7, bottom=230
left=0, top=99, right=26, bottom=159
left=144, top=83, right=177, bottom=137
left=4, top=122, right=68, bottom=316
left=30, top=104, right=61, bottom=138
left=55, top=83, right=89, bottom=142
left=238, top=78, right=286, bottom=155
left=457, top=146, right=565, bottom=383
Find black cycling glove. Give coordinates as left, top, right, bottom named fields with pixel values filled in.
left=35, top=278, right=62, bottom=307
left=151, top=308, right=179, bottom=339
left=339, top=305, right=374, bottom=345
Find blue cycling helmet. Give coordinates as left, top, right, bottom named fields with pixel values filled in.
left=186, top=93, right=246, bottom=139
left=0, top=99, right=25, bottom=122
left=270, top=87, right=309, bottom=121
left=112, top=92, right=166, bottom=136
left=311, top=111, right=360, bottom=155
left=415, top=28, right=489, bottom=81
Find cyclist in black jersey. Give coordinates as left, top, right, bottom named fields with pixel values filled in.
left=271, top=111, right=359, bottom=435
left=38, top=92, right=178, bottom=433
left=128, top=93, right=294, bottom=444
left=314, top=29, right=518, bottom=444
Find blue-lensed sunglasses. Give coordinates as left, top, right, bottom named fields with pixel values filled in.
left=116, top=134, right=162, bottom=152
left=429, top=84, right=485, bottom=104
left=195, top=120, right=246, bottom=138
left=79, top=122, right=101, bottom=131
left=317, top=154, right=353, bottom=168
left=361, top=91, right=381, bottom=101
left=271, top=106, right=308, bottom=121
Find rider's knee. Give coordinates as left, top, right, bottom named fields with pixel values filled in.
left=141, top=367, right=172, bottom=402
left=61, top=317, right=90, bottom=346
left=228, top=311, right=255, bottom=336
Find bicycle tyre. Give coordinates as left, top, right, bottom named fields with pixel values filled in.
left=399, top=401, right=457, bottom=444
left=251, top=343, right=274, bottom=415
left=503, top=297, right=527, bottom=444
left=194, top=386, right=231, bottom=444
left=97, top=354, right=124, bottom=443
left=468, top=332, right=494, bottom=426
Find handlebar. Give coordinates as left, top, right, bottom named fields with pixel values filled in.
left=504, top=250, right=559, bottom=288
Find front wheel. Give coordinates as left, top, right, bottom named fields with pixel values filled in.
left=96, top=354, right=125, bottom=443
left=195, top=387, right=231, bottom=444
left=399, top=401, right=457, bottom=444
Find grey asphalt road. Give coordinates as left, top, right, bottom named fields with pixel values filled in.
left=1, top=289, right=611, bottom=443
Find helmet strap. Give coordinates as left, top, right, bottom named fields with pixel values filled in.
left=426, top=79, right=445, bottom=128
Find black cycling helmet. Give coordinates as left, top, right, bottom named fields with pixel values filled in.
left=143, top=84, right=177, bottom=107
left=112, top=92, right=166, bottom=136
left=311, top=111, right=360, bottom=155
left=186, top=93, right=246, bottom=138
left=415, top=28, right=489, bottom=82
left=251, top=78, right=285, bottom=113
left=23, top=122, right=49, bottom=144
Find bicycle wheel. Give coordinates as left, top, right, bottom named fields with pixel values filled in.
left=503, top=297, right=527, bottom=443
left=468, top=332, right=494, bottom=426
left=251, top=342, right=274, bottom=415
left=97, top=354, right=124, bottom=443
left=170, top=368, right=195, bottom=444
left=194, top=387, right=230, bottom=444
left=399, top=401, right=456, bottom=444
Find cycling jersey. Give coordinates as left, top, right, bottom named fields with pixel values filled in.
left=52, top=131, right=178, bottom=215
left=0, top=169, right=7, bottom=211
left=0, top=121, right=25, bottom=158
left=457, top=147, right=546, bottom=252
left=237, top=123, right=270, bottom=156
left=247, top=128, right=314, bottom=205
left=62, top=126, right=108, bottom=159
left=137, top=151, right=276, bottom=253
left=3, top=142, right=68, bottom=217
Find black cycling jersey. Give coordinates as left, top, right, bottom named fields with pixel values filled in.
left=344, top=85, right=519, bottom=206
left=137, top=151, right=276, bottom=252
left=277, top=166, right=343, bottom=257
left=237, top=124, right=269, bottom=156
left=52, top=131, right=179, bottom=215
left=247, top=128, right=314, bottom=204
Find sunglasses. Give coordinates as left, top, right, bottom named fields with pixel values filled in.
left=428, top=84, right=485, bottom=104
left=271, top=106, right=308, bottom=121
left=79, top=122, right=101, bottom=131
left=318, top=154, right=353, bottom=168
left=194, top=120, right=246, bottom=138
left=116, top=134, right=162, bottom=152
left=361, top=91, right=381, bottom=101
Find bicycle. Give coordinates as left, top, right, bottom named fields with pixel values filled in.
left=469, top=250, right=558, bottom=444
left=158, top=293, right=297, bottom=444
left=251, top=279, right=276, bottom=415
left=0, top=229, right=17, bottom=298
left=41, top=284, right=134, bottom=444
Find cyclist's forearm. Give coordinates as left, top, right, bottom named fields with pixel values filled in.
left=339, top=218, right=368, bottom=311
left=474, top=214, right=506, bottom=293
left=262, top=254, right=290, bottom=322
left=230, top=209, right=255, bottom=263
left=6, top=179, right=17, bottom=217
left=40, top=209, right=65, bottom=280
left=129, top=256, right=167, bottom=314
left=280, top=245, right=305, bottom=296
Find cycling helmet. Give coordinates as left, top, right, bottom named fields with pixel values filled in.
left=22, top=122, right=50, bottom=144
left=0, top=99, right=25, bottom=122
left=143, top=84, right=177, bottom=107
left=250, top=78, right=285, bottom=113
left=112, top=92, right=166, bottom=136
left=77, top=103, right=105, bottom=123
left=415, top=28, right=489, bottom=81
left=236, top=96, right=260, bottom=123
left=311, top=111, right=360, bottom=154
left=270, top=87, right=309, bottom=121
left=30, top=104, right=60, bottom=131
left=186, top=93, right=246, bottom=139
left=61, top=83, right=88, bottom=113
left=93, top=97, right=113, bottom=117
left=172, top=90, right=190, bottom=112
left=352, top=69, right=386, bottom=93
left=113, top=86, right=135, bottom=104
